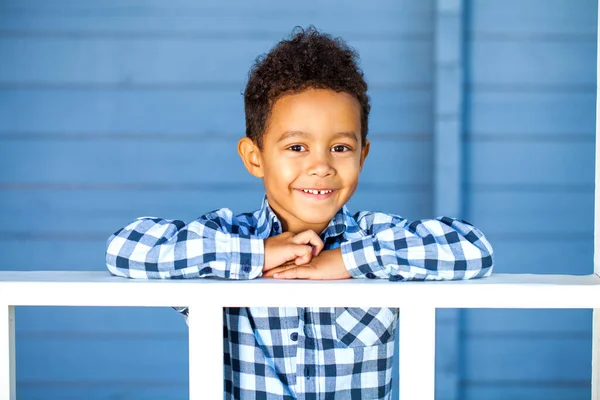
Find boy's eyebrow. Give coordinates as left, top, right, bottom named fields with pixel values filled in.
left=278, top=131, right=359, bottom=143
left=334, top=132, right=359, bottom=143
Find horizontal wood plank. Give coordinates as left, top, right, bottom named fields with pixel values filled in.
left=469, top=40, right=595, bottom=87
left=470, top=0, right=597, bottom=36
left=16, top=336, right=188, bottom=381
left=15, top=306, right=187, bottom=335
left=482, top=238, right=593, bottom=274
left=464, top=309, right=592, bottom=335
left=464, top=336, right=591, bottom=381
left=0, top=38, right=432, bottom=87
left=467, top=190, right=594, bottom=234
left=466, top=142, right=594, bottom=186
left=1, top=39, right=594, bottom=88
left=16, top=385, right=187, bottom=400
left=463, top=386, right=589, bottom=400
left=0, top=6, right=433, bottom=39
left=0, top=89, right=433, bottom=136
left=0, top=0, right=433, bottom=15
left=468, top=91, right=595, bottom=136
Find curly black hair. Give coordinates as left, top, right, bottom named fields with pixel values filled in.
left=243, top=26, right=370, bottom=149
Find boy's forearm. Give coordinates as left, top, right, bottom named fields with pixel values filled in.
left=106, top=217, right=264, bottom=280
left=340, top=218, right=494, bottom=281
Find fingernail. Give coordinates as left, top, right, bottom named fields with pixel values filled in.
left=273, top=273, right=279, bottom=277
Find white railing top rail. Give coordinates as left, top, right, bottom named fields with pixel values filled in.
left=2, top=271, right=600, bottom=309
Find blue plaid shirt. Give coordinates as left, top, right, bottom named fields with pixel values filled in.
left=106, top=196, right=494, bottom=399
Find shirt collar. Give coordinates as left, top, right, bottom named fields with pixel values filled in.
left=253, top=195, right=365, bottom=241
left=320, top=204, right=365, bottom=241
left=254, top=196, right=283, bottom=239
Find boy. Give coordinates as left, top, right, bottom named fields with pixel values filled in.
left=106, top=27, right=494, bottom=399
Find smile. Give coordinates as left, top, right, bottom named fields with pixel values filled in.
left=296, top=188, right=337, bottom=199
left=301, top=189, right=333, bottom=195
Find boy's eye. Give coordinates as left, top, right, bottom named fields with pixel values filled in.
left=332, top=145, right=351, bottom=152
left=287, top=144, right=306, bottom=152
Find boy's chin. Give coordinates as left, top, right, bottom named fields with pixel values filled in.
left=295, top=211, right=337, bottom=226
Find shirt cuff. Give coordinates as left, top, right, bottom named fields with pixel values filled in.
left=340, top=236, right=388, bottom=279
left=225, top=234, right=264, bottom=279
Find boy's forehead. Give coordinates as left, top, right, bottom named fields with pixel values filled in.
left=265, top=89, right=362, bottom=139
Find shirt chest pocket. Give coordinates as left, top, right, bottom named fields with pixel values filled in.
left=334, top=307, right=398, bottom=348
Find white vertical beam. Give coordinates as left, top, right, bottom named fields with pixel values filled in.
left=188, top=305, right=223, bottom=399
left=592, top=2, right=600, bottom=398
left=0, top=305, right=16, bottom=400
left=399, top=307, right=436, bottom=400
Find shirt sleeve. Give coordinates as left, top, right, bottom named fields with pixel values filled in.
left=340, top=212, right=494, bottom=281
left=105, top=208, right=264, bottom=279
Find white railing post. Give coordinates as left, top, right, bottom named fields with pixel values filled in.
left=399, top=307, right=436, bottom=400
left=592, top=1, right=600, bottom=399
left=3, top=273, right=600, bottom=399
left=188, top=304, right=223, bottom=399
left=0, top=304, right=16, bottom=400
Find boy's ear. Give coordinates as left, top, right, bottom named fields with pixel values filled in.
left=359, top=139, right=370, bottom=170
left=238, top=137, right=264, bottom=178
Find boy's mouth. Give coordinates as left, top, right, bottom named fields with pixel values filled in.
left=300, top=189, right=333, bottom=195
left=295, top=188, right=337, bottom=199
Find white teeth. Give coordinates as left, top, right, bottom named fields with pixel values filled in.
left=302, top=189, right=332, bottom=195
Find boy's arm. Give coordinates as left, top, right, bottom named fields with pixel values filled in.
left=340, top=213, right=494, bottom=281
left=105, top=209, right=264, bottom=279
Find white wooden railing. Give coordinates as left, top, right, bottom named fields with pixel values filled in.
left=2, top=272, right=600, bottom=400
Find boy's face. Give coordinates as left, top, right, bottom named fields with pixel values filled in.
left=238, top=88, right=370, bottom=234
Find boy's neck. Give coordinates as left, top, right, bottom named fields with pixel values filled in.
left=281, top=220, right=329, bottom=236
left=265, top=197, right=335, bottom=236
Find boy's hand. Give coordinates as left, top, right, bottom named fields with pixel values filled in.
left=263, top=230, right=325, bottom=272
left=263, top=248, right=351, bottom=280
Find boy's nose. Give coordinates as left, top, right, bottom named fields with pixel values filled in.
left=307, top=152, right=335, bottom=177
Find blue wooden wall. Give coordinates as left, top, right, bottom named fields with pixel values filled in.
left=0, top=0, right=596, bottom=399
left=461, top=0, right=597, bottom=399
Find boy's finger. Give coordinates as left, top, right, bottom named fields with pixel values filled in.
left=265, top=262, right=304, bottom=277
left=262, top=269, right=278, bottom=277
left=288, top=244, right=313, bottom=264
left=273, top=266, right=311, bottom=280
left=295, top=254, right=311, bottom=265
left=291, top=230, right=324, bottom=255
left=263, top=268, right=281, bottom=277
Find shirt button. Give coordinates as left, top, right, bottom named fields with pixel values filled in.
left=273, top=222, right=280, bottom=232
left=366, top=272, right=376, bottom=279
left=242, top=265, right=252, bottom=273
left=290, top=332, right=298, bottom=341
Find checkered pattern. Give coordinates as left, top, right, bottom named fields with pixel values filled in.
left=106, top=196, right=494, bottom=399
